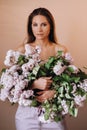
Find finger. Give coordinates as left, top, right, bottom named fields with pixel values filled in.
left=36, top=98, right=42, bottom=102
left=36, top=97, right=46, bottom=103
left=36, top=96, right=43, bottom=102
left=37, top=91, right=44, bottom=95
left=47, top=81, right=53, bottom=88
left=36, top=93, right=45, bottom=99
left=43, top=77, right=52, bottom=79
left=47, top=80, right=53, bottom=84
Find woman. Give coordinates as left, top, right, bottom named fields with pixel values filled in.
left=15, top=7, right=68, bottom=130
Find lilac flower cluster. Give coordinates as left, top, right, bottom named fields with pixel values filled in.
left=0, top=44, right=41, bottom=106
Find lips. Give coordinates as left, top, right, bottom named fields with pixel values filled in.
left=37, top=34, right=43, bottom=35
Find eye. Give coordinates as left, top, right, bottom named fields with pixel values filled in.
left=32, top=23, right=38, bottom=27
left=42, top=23, right=47, bottom=26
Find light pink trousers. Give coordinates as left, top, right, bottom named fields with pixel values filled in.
left=15, top=106, right=67, bottom=130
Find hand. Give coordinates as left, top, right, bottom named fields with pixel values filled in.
left=36, top=90, right=56, bottom=103
left=32, top=77, right=52, bottom=90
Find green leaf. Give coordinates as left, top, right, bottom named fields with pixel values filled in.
left=70, top=101, right=74, bottom=108
left=54, top=116, right=62, bottom=122
left=44, top=109, right=50, bottom=120
left=52, top=104, right=57, bottom=111
left=1, top=68, right=6, bottom=73
left=72, top=77, right=80, bottom=83
left=0, top=85, right=3, bottom=89
left=17, top=55, right=26, bottom=65
left=32, top=65, right=40, bottom=76
left=59, top=93, right=64, bottom=98
left=61, top=81, right=69, bottom=87
left=58, top=86, right=64, bottom=94
left=53, top=76, right=60, bottom=82
left=69, top=108, right=78, bottom=117
left=62, top=74, right=71, bottom=82
left=57, top=105, right=62, bottom=111
left=67, top=67, right=74, bottom=73
left=57, top=50, right=63, bottom=57
left=65, top=93, right=72, bottom=99
left=44, top=114, right=49, bottom=120
left=76, top=88, right=86, bottom=96
left=44, top=57, right=54, bottom=69
left=78, top=69, right=87, bottom=80
left=30, top=99, right=38, bottom=107
left=0, top=68, right=6, bottom=76
left=28, top=73, right=36, bottom=81
left=38, top=68, right=47, bottom=77
left=43, top=101, right=51, bottom=109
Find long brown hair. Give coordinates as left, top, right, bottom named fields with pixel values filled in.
left=27, top=7, right=57, bottom=44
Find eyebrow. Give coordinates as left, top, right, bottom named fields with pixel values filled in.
left=32, top=21, right=48, bottom=24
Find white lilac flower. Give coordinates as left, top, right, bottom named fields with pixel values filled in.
left=15, top=75, right=24, bottom=85
left=22, top=59, right=35, bottom=72
left=20, top=90, right=34, bottom=99
left=32, top=53, right=41, bottom=63
left=61, top=100, right=69, bottom=115
left=22, top=71, right=30, bottom=78
left=22, top=63, right=30, bottom=72
left=15, top=80, right=28, bottom=90
left=12, top=89, right=22, bottom=103
left=8, top=91, right=20, bottom=103
left=13, top=72, right=20, bottom=83
left=8, top=65, right=20, bottom=73
left=39, top=108, right=54, bottom=122
left=71, top=83, right=77, bottom=94
left=8, top=96, right=14, bottom=103
left=82, top=79, right=87, bottom=91
left=27, top=59, right=35, bottom=70
left=50, top=111, right=56, bottom=119
left=18, top=90, right=34, bottom=106
left=74, top=95, right=86, bottom=106
left=64, top=52, right=73, bottom=63
left=53, top=61, right=66, bottom=75
left=19, top=75, right=24, bottom=80
left=38, top=113, right=51, bottom=123
left=10, top=88, right=15, bottom=95
left=35, top=45, right=41, bottom=54
left=18, top=98, right=32, bottom=106
left=77, top=83, right=83, bottom=89
left=77, top=82, right=87, bottom=92
left=4, top=50, right=21, bottom=66
left=25, top=44, right=35, bottom=56
left=0, top=89, right=9, bottom=101
left=0, top=72, right=14, bottom=91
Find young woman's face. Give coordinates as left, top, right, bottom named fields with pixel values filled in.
left=32, top=15, right=50, bottom=40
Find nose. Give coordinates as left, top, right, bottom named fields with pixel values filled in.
left=38, top=25, right=43, bottom=32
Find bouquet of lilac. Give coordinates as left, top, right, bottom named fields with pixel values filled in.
left=0, top=44, right=87, bottom=123
left=0, top=44, right=41, bottom=106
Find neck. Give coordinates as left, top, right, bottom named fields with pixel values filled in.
left=35, top=39, right=51, bottom=47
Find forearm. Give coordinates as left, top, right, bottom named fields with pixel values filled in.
left=31, top=77, right=52, bottom=90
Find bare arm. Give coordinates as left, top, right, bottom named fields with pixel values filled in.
left=55, top=43, right=68, bottom=54
left=15, top=43, right=25, bottom=53
left=36, top=90, right=56, bottom=103
left=32, top=77, right=52, bottom=90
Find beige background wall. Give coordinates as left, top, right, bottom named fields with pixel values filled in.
left=0, top=0, right=87, bottom=130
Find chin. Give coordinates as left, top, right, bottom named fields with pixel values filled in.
left=36, top=37, right=45, bottom=40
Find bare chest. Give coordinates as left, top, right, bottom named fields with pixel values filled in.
left=40, top=46, right=56, bottom=60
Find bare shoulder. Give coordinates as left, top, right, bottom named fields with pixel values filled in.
left=16, top=42, right=35, bottom=53
left=16, top=43, right=26, bottom=53
left=54, top=43, right=68, bottom=54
